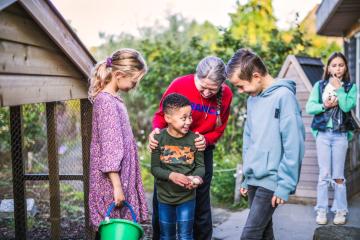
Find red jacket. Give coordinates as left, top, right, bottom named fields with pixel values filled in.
left=152, top=74, right=233, bottom=146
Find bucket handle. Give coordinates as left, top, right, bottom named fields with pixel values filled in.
left=105, top=201, right=138, bottom=223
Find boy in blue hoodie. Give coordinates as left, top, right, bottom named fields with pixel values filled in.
left=227, top=48, right=305, bottom=239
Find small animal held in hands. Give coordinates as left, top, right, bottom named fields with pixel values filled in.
left=188, top=176, right=201, bottom=185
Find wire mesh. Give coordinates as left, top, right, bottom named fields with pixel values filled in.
left=0, top=107, right=15, bottom=239
left=60, top=181, right=85, bottom=239
left=56, top=100, right=83, bottom=191
left=0, top=98, right=92, bottom=239
left=25, top=181, right=50, bottom=240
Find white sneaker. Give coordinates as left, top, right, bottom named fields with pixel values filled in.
left=316, top=209, right=328, bottom=225
left=333, top=210, right=347, bottom=225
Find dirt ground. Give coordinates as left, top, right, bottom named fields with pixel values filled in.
left=1, top=184, right=230, bottom=239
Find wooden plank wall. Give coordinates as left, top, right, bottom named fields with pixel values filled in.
left=281, top=62, right=319, bottom=202
left=0, top=3, right=88, bottom=107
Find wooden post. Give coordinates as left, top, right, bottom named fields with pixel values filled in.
left=10, top=106, right=27, bottom=240
left=234, top=164, right=243, bottom=205
left=46, top=102, right=60, bottom=239
left=80, top=99, right=93, bottom=238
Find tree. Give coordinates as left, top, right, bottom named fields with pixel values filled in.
left=229, top=0, right=276, bottom=45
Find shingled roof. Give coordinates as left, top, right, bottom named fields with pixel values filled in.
left=295, top=56, right=324, bottom=86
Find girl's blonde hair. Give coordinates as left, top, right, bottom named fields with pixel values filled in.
left=88, top=48, right=147, bottom=102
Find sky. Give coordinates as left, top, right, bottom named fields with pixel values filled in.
left=52, top=0, right=322, bottom=48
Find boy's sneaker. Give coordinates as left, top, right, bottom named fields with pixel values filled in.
left=316, top=209, right=328, bottom=225
left=333, top=210, right=347, bottom=225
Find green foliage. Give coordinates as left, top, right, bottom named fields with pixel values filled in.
left=138, top=146, right=154, bottom=192
left=211, top=144, right=240, bottom=204
left=0, top=107, right=10, bottom=153
left=229, top=0, right=276, bottom=45
left=60, top=184, right=84, bottom=217
left=0, top=104, right=45, bottom=163
left=139, top=36, right=211, bottom=111
left=22, top=104, right=46, bottom=152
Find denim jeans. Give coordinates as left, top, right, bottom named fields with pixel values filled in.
left=153, top=146, right=214, bottom=240
left=158, top=198, right=196, bottom=240
left=315, top=130, right=348, bottom=213
left=241, top=185, right=276, bottom=240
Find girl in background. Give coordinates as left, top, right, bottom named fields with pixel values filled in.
left=306, top=52, right=357, bottom=225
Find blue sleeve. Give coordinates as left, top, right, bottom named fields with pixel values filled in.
left=240, top=117, right=250, bottom=189
left=275, top=91, right=305, bottom=201
left=241, top=98, right=251, bottom=189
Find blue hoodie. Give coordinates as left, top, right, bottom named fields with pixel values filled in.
left=241, top=79, right=305, bottom=201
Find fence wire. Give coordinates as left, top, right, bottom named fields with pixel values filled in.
left=0, top=99, right=91, bottom=239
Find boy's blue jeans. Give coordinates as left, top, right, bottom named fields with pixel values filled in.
left=315, top=130, right=348, bottom=213
left=241, top=185, right=277, bottom=240
left=158, top=198, right=195, bottom=240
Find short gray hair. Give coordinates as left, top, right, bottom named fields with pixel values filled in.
left=196, top=56, right=226, bottom=85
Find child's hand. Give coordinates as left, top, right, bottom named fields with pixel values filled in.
left=108, top=172, right=125, bottom=206
left=240, top=187, right=248, bottom=197
left=330, top=74, right=342, bottom=89
left=186, top=176, right=203, bottom=189
left=169, top=172, right=190, bottom=187
left=271, top=195, right=285, bottom=208
left=324, top=96, right=338, bottom=109
left=113, top=187, right=125, bottom=207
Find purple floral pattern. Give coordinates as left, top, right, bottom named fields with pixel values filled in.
left=89, top=92, right=148, bottom=229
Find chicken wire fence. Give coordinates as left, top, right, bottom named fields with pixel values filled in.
left=0, top=99, right=92, bottom=239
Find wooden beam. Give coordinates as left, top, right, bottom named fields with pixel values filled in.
left=0, top=10, right=59, bottom=51
left=0, top=75, right=88, bottom=107
left=345, top=22, right=360, bottom=39
left=18, top=0, right=96, bottom=76
left=0, top=40, right=82, bottom=77
left=24, top=174, right=84, bottom=181
left=277, top=55, right=292, bottom=78
left=10, top=105, right=27, bottom=240
left=46, top=102, right=60, bottom=240
left=80, top=98, right=93, bottom=239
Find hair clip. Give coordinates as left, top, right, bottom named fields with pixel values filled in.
left=106, top=57, right=112, bottom=68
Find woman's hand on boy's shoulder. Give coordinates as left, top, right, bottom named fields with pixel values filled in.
left=147, top=128, right=161, bottom=151
left=194, top=132, right=206, bottom=151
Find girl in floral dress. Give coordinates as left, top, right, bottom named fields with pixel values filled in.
left=88, top=49, right=149, bottom=238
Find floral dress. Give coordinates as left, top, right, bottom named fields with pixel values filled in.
left=89, top=92, right=148, bottom=229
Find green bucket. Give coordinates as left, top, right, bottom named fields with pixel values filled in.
left=99, top=201, right=144, bottom=240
